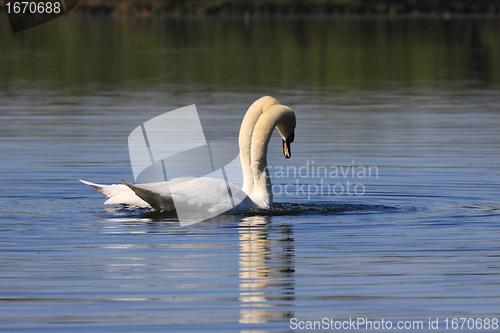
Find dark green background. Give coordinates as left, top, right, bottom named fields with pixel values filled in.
left=1, top=17, right=498, bottom=92
left=1, top=0, right=500, bottom=15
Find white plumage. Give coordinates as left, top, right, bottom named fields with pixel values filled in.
left=81, top=96, right=296, bottom=214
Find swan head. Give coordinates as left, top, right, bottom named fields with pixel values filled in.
left=275, top=109, right=296, bottom=159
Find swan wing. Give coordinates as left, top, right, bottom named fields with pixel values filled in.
left=121, top=180, right=176, bottom=212
left=122, top=177, right=255, bottom=215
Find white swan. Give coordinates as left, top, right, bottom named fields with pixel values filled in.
left=80, top=96, right=296, bottom=215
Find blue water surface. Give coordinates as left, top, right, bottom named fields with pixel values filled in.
left=1, top=17, right=500, bottom=333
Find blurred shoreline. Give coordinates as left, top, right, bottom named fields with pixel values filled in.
left=1, top=1, right=499, bottom=16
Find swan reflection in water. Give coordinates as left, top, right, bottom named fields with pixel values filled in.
left=238, top=216, right=295, bottom=324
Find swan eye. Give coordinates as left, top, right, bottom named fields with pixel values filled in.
left=288, top=130, right=295, bottom=143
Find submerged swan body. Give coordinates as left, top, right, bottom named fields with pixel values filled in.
left=81, top=96, right=296, bottom=214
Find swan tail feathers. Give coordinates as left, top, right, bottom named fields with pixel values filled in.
left=79, top=179, right=109, bottom=195
left=121, top=180, right=175, bottom=212
left=80, top=179, right=151, bottom=208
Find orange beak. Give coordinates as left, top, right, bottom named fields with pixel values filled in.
left=282, top=130, right=295, bottom=159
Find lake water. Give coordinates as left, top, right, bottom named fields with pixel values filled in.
left=1, top=16, right=500, bottom=332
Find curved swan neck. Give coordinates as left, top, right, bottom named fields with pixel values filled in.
left=239, top=96, right=281, bottom=195
left=250, top=105, right=295, bottom=208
